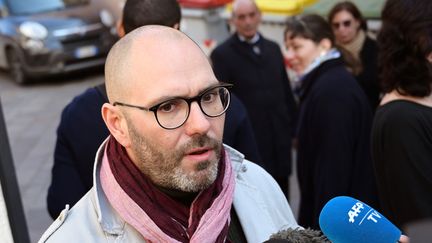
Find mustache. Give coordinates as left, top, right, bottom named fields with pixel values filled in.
left=181, top=135, right=221, bottom=153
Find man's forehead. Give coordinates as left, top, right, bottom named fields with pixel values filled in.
left=233, top=1, right=258, bottom=15
left=135, top=79, right=220, bottom=105
left=113, top=25, right=217, bottom=100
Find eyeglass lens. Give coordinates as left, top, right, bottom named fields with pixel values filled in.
left=155, top=86, right=230, bottom=129
left=332, top=20, right=352, bottom=29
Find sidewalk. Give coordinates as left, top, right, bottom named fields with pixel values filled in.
left=0, top=72, right=103, bottom=242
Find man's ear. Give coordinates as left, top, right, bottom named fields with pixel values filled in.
left=319, top=38, right=332, bottom=52
left=256, top=9, right=262, bottom=22
left=173, top=22, right=180, bottom=30
left=116, top=18, right=125, bottom=38
left=229, top=12, right=237, bottom=27
left=101, top=103, right=131, bottom=147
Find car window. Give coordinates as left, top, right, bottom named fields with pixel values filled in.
left=5, top=0, right=89, bottom=15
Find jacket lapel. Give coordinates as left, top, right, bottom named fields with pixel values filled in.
left=233, top=178, right=278, bottom=242
left=224, top=145, right=279, bottom=243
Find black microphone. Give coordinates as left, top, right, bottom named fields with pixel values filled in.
left=264, top=227, right=330, bottom=243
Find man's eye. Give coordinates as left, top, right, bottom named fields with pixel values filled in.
left=237, top=15, right=245, bottom=21
left=202, top=91, right=217, bottom=103
left=158, top=100, right=180, bottom=113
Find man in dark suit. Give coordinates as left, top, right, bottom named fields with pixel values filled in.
left=210, top=0, right=297, bottom=198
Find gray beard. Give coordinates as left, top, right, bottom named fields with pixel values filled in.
left=127, top=119, right=221, bottom=192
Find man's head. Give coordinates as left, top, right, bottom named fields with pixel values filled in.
left=102, top=26, right=227, bottom=192
left=117, top=0, right=181, bottom=37
left=231, top=0, right=261, bottom=40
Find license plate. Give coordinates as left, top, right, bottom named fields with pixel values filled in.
left=74, top=45, right=98, bottom=58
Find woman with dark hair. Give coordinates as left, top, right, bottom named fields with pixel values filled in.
left=284, top=14, right=379, bottom=229
left=328, top=1, right=380, bottom=111
left=371, top=0, right=432, bottom=229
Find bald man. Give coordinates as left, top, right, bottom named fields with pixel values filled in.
left=210, top=0, right=297, bottom=199
left=39, top=26, right=298, bottom=243
left=48, top=0, right=261, bottom=220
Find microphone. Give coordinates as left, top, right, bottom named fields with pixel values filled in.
left=264, top=227, right=330, bottom=243
left=319, top=196, right=401, bottom=243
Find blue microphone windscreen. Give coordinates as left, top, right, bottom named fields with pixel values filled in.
left=319, top=196, right=401, bottom=243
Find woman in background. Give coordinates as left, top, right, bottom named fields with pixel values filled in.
left=328, top=1, right=380, bottom=111
left=284, top=14, right=379, bottom=229
left=371, top=0, right=432, bottom=229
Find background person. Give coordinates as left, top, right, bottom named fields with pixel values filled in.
left=47, top=0, right=260, bottom=219
left=371, top=0, right=432, bottom=229
left=328, top=1, right=380, bottom=111
left=210, top=0, right=297, bottom=199
left=40, top=25, right=298, bottom=243
left=284, top=14, right=379, bottom=229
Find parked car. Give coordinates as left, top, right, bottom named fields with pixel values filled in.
left=0, top=0, right=122, bottom=83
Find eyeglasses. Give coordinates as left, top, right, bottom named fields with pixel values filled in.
left=113, top=83, right=233, bottom=130
left=332, top=20, right=352, bottom=29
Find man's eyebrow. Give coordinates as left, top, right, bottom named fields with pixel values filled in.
left=147, top=82, right=221, bottom=107
left=197, top=82, right=223, bottom=95
left=146, top=95, right=183, bottom=108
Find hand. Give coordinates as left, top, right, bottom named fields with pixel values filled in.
left=399, top=235, right=409, bottom=243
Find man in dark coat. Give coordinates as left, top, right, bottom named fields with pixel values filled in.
left=210, top=0, right=297, bottom=198
left=47, top=0, right=261, bottom=219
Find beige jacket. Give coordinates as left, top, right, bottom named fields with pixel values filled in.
left=39, top=143, right=299, bottom=243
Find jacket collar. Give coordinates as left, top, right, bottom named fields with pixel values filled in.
left=91, top=139, right=246, bottom=232
left=237, top=33, right=260, bottom=44
left=92, top=138, right=125, bottom=234
left=298, top=58, right=344, bottom=102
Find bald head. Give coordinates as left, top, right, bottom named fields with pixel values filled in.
left=232, top=0, right=259, bottom=17
left=105, top=25, right=212, bottom=103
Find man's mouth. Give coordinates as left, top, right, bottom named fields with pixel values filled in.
left=187, top=147, right=211, bottom=156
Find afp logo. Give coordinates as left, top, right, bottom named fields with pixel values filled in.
left=348, top=201, right=382, bottom=225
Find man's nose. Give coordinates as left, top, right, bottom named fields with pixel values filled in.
left=184, top=101, right=211, bottom=136
left=244, top=15, right=255, bottom=26
left=285, top=49, right=295, bottom=59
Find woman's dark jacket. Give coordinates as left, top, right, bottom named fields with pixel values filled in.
left=356, top=37, right=380, bottom=111
left=296, top=58, right=379, bottom=229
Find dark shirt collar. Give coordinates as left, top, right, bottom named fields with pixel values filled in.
left=155, top=185, right=199, bottom=207
left=237, top=33, right=260, bottom=45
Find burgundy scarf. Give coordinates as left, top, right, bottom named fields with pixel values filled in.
left=102, top=136, right=233, bottom=242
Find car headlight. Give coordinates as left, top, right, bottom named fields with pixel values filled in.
left=19, top=21, right=48, bottom=40
left=21, top=39, right=45, bottom=52
left=100, top=9, right=114, bottom=27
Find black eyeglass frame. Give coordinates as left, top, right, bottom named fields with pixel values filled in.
left=113, top=83, right=233, bottom=130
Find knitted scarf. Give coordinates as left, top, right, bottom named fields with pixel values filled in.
left=339, top=29, right=366, bottom=62
left=100, top=136, right=235, bottom=242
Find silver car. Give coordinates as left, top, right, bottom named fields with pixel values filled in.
left=0, top=0, right=122, bottom=83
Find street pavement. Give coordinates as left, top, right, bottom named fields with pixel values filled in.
left=0, top=68, right=299, bottom=242
left=0, top=69, right=103, bottom=242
